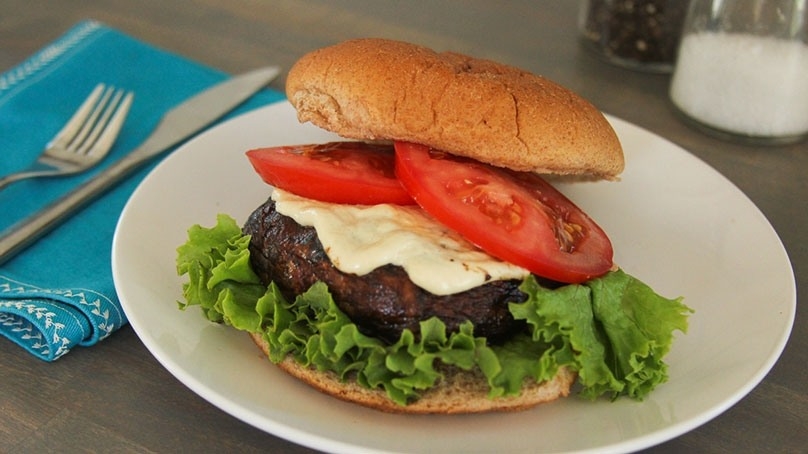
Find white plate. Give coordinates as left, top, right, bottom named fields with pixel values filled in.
left=112, top=101, right=795, bottom=454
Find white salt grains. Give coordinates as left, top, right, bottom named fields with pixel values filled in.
left=670, top=32, right=808, bottom=140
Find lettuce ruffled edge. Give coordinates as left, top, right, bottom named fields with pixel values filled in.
left=176, top=214, right=692, bottom=406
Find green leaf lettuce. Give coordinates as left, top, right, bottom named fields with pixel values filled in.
left=177, top=215, right=692, bottom=405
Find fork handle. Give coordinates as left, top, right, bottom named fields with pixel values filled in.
left=0, top=170, right=65, bottom=191
left=0, top=175, right=17, bottom=191
left=0, top=152, right=147, bottom=265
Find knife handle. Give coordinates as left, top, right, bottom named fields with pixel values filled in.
left=0, top=152, right=146, bottom=265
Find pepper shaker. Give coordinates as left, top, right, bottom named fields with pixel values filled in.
left=579, top=0, right=691, bottom=72
left=669, top=0, right=808, bottom=144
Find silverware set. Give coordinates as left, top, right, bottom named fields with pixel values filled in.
left=0, top=66, right=279, bottom=265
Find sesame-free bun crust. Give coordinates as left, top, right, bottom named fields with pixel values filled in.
left=286, top=38, right=624, bottom=179
left=249, top=332, right=576, bottom=414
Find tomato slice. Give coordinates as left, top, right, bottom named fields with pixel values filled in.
left=246, top=142, right=415, bottom=205
left=394, top=141, right=613, bottom=283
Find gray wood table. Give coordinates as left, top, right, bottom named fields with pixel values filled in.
left=2, top=1, right=805, bottom=452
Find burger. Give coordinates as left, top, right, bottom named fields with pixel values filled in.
left=176, top=39, right=691, bottom=414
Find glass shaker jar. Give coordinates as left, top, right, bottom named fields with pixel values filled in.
left=669, top=0, right=808, bottom=144
left=579, top=0, right=691, bottom=72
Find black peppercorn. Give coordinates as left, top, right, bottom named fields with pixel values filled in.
left=579, top=0, right=690, bottom=72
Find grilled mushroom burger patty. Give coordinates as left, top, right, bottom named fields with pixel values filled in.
left=244, top=198, right=530, bottom=344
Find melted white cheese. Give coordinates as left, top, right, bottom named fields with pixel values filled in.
left=271, top=189, right=530, bottom=296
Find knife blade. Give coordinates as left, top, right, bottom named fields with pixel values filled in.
left=0, top=66, right=281, bottom=265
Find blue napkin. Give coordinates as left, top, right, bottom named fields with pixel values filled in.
left=0, top=20, right=285, bottom=361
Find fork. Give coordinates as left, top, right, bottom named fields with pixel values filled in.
left=0, top=84, right=133, bottom=191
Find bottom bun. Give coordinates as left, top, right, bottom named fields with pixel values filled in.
left=249, top=332, right=577, bottom=414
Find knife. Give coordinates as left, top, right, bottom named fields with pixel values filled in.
left=0, top=66, right=281, bottom=265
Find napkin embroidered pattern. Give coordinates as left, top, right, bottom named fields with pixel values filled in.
left=0, top=20, right=284, bottom=361
left=0, top=21, right=101, bottom=101
left=0, top=276, right=123, bottom=360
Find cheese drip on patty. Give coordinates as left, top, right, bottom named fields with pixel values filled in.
left=271, top=189, right=530, bottom=295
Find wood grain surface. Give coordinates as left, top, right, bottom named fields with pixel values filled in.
left=1, top=1, right=805, bottom=452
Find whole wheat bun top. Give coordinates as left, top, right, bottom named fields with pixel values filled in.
left=286, top=38, right=624, bottom=179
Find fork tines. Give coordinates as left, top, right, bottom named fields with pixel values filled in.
left=50, top=84, right=134, bottom=156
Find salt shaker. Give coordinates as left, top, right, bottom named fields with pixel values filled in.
left=669, top=0, right=808, bottom=144
left=578, top=0, right=691, bottom=73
